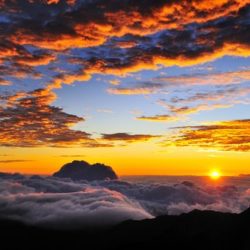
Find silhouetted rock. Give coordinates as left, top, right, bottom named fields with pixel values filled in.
left=53, top=160, right=118, bottom=181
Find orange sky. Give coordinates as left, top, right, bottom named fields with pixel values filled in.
left=1, top=144, right=249, bottom=176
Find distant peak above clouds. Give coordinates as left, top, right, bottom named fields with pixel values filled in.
left=53, top=160, right=118, bottom=181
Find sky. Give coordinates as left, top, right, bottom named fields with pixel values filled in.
left=0, top=0, right=250, bottom=176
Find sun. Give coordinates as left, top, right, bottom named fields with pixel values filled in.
left=209, top=170, right=221, bottom=180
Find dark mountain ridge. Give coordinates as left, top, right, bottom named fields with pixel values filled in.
left=1, top=208, right=249, bottom=250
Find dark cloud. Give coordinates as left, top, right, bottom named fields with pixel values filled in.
left=80, top=6, right=250, bottom=78
left=101, top=133, right=160, bottom=142
left=136, top=114, right=178, bottom=122
left=0, top=0, right=250, bottom=86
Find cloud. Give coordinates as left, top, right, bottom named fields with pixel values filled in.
left=133, top=83, right=250, bottom=122
left=0, top=0, right=250, bottom=88
left=0, top=78, right=11, bottom=86
left=109, top=79, right=120, bottom=86
left=136, top=114, right=178, bottom=122
left=0, top=174, right=152, bottom=228
left=107, top=84, right=162, bottom=95
left=158, top=100, right=233, bottom=115
left=0, top=88, right=97, bottom=147
left=0, top=160, right=33, bottom=163
left=13, top=51, right=56, bottom=67
left=101, top=133, right=160, bottom=142
left=170, top=85, right=250, bottom=104
left=97, top=178, right=250, bottom=216
left=157, top=70, right=250, bottom=87
left=167, top=119, right=250, bottom=152
left=109, top=70, right=250, bottom=97
left=0, top=173, right=250, bottom=228
left=80, top=8, right=250, bottom=78
left=4, top=0, right=247, bottom=51
left=136, top=95, right=241, bottom=124
left=47, top=71, right=91, bottom=90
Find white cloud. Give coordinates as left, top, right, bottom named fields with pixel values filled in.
left=0, top=173, right=249, bottom=229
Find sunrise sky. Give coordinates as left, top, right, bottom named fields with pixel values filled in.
left=0, top=0, right=250, bottom=176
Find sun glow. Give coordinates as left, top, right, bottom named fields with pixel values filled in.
left=209, top=170, right=221, bottom=180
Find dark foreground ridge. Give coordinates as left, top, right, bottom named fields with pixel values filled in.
left=53, top=160, right=118, bottom=181
left=1, top=208, right=250, bottom=250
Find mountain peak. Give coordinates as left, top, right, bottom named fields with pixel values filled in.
left=53, top=160, right=118, bottom=181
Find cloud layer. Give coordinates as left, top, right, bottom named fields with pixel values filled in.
left=1, top=0, right=250, bottom=87
left=0, top=174, right=152, bottom=228
left=168, top=119, right=250, bottom=152
left=0, top=173, right=249, bottom=229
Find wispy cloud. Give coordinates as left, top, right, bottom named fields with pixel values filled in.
left=165, top=119, right=250, bottom=152
left=0, top=88, right=97, bottom=147
left=0, top=160, right=34, bottom=163
left=136, top=114, right=179, bottom=122
left=101, top=133, right=160, bottom=142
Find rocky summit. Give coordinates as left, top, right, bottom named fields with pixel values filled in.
left=53, top=160, right=118, bottom=181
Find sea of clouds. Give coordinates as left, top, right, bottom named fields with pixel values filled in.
left=0, top=173, right=249, bottom=229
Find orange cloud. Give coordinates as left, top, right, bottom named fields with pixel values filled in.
left=14, top=52, right=56, bottom=67
left=6, top=0, right=249, bottom=53
left=0, top=78, right=11, bottom=86
left=45, top=0, right=60, bottom=4
left=81, top=43, right=250, bottom=81
left=167, top=119, right=250, bottom=152
left=44, top=0, right=76, bottom=5
left=0, top=88, right=96, bottom=147
left=0, top=87, right=116, bottom=148
left=0, top=0, right=250, bottom=90
left=47, top=72, right=91, bottom=90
